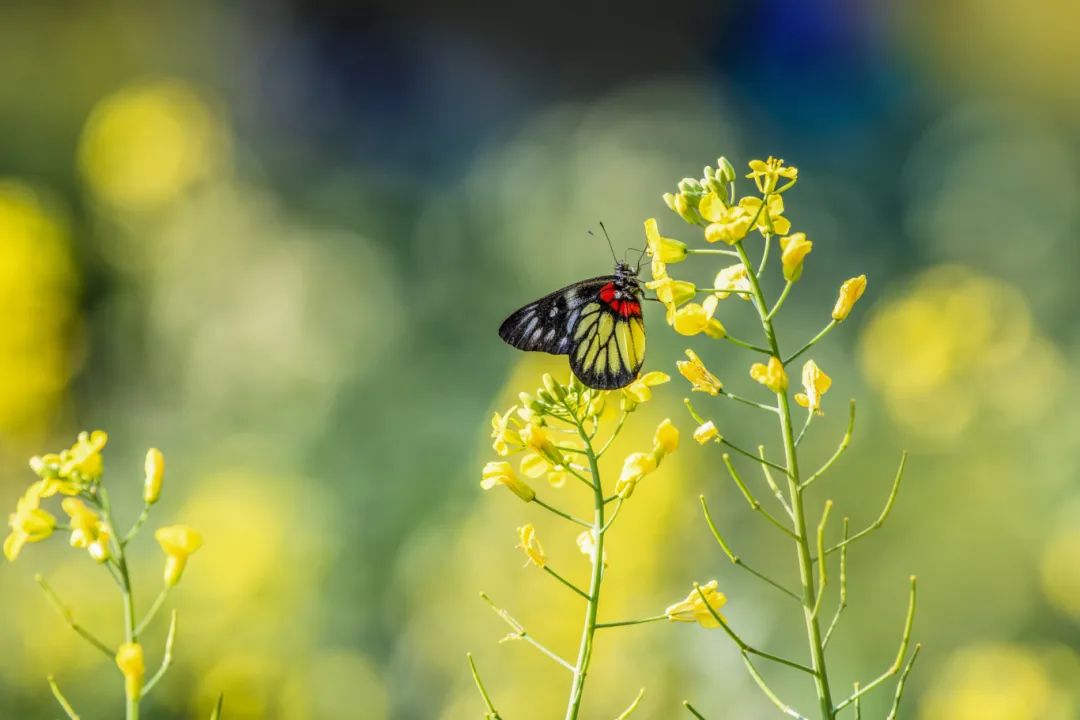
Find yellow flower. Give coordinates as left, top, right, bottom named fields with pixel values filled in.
left=750, top=356, right=788, bottom=393
left=645, top=276, right=696, bottom=324
left=3, top=484, right=56, bottom=561
left=738, top=194, right=791, bottom=235
left=516, top=524, right=546, bottom=568
left=779, top=233, right=812, bottom=282
left=615, top=452, right=657, bottom=499
left=713, top=263, right=751, bottom=301
left=693, top=421, right=720, bottom=445
left=677, top=349, right=723, bottom=395
left=115, top=642, right=145, bottom=700
left=700, top=193, right=752, bottom=245
left=61, top=498, right=95, bottom=547
left=155, top=524, right=204, bottom=587
left=623, top=371, right=671, bottom=407
left=490, top=406, right=523, bottom=456
left=673, top=296, right=726, bottom=338
left=644, top=218, right=687, bottom=278
left=59, top=430, right=108, bottom=482
left=519, top=453, right=567, bottom=488
left=480, top=461, right=535, bottom=502
left=576, top=529, right=606, bottom=566
left=833, top=275, right=868, bottom=321
left=88, top=528, right=112, bottom=564
left=653, top=419, right=679, bottom=456
left=665, top=580, right=727, bottom=627
left=522, top=422, right=564, bottom=466
left=144, top=448, right=165, bottom=504
left=746, top=157, right=798, bottom=194
left=794, top=360, right=832, bottom=414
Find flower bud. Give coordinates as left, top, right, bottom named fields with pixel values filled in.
left=115, top=642, right=145, bottom=700
left=832, top=275, right=867, bottom=321
left=716, top=156, right=736, bottom=184
left=542, top=373, right=566, bottom=401
left=143, top=448, right=165, bottom=505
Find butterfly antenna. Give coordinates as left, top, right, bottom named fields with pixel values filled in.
left=598, top=221, right=619, bottom=265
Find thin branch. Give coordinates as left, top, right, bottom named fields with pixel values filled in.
left=757, top=234, right=771, bottom=276
left=823, top=518, right=849, bottom=648
left=47, top=676, right=80, bottom=720
left=825, top=452, right=907, bottom=556
left=533, top=496, right=593, bottom=529
left=693, top=584, right=815, bottom=675
left=480, top=592, right=574, bottom=672
left=601, top=498, right=625, bottom=534
left=209, top=694, right=225, bottom=720
left=683, top=701, right=707, bottom=719
left=783, top=320, right=838, bottom=366
left=885, top=644, right=922, bottom=720
left=543, top=566, right=592, bottom=601
left=794, top=411, right=814, bottom=447
left=614, top=688, right=646, bottom=719
left=596, top=411, right=629, bottom=458
left=758, top=445, right=794, bottom=518
left=141, top=610, right=178, bottom=696
left=724, top=334, right=773, bottom=355
left=853, top=683, right=861, bottom=720
left=801, top=400, right=855, bottom=490
left=721, top=454, right=798, bottom=540
left=810, top=500, right=834, bottom=620
left=467, top=653, right=503, bottom=720
left=766, top=281, right=794, bottom=321
left=135, top=588, right=170, bottom=637
left=36, top=575, right=115, bottom=659
left=700, top=496, right=800, bottom=601
left=122, top=503, right=152, bottom=546
left=684, top=398, right=789, bottom=476
left=596, top=615, right=667, bottom=629
left=741, top=653, right=810, bottom=720
left=687, top=247, right=742, bottom=257
left=719, top=390, right=780, bottom=413
left=834, top=577, right=918, bottom=711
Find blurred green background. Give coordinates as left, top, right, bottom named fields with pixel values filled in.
left=2, top=1, right=1080, bottom=718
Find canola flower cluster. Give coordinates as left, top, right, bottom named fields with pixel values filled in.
left=474, top=373, right=728, bottom=720
left=648, top=156, right=917, bottom=720
left=4, top=431, right=208, bottom=720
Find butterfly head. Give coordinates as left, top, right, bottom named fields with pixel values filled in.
left=614, top=260, right=638, bottom=283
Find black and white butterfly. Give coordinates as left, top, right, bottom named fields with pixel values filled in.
left=498, top=260, right=646, bottom=390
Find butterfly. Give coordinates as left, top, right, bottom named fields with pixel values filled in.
left=498, top=258, right=646, bottom=390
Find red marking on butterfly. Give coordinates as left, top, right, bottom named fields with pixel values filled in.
left=599, top=283, right=641, bottom=318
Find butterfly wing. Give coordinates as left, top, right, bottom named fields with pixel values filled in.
left=498, top=276, right=646, bottom=389
left=567, top=289, right=646, bottom=390
left=498, top=277, right=614, bottom=356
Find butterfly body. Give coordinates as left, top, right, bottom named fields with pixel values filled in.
left=498, top=261, right=646, bottom=389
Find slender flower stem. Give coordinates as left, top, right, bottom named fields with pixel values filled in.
left=720, top=454, right=799, bottom=540
left=48, top=676, right=81, bottom=720
left=766, top=281, right=794, bottom=321
left=122, top=503, right=152, bottom=546
left=534, top=497, right=593, bottom=529
left=736, top=240, right=835, bottom=718
left=135, top=588, right=170, bottom=637
left=801, top=401, right=855, bottom=491
left=742, top=653, right=810, bottom=720
left=824, top=452, right=907, bottom=557
left=784, top=321, right=838, bottom=366
left=682, top=699, right=708, bottom=716
left=467, top=653, right=504, bottom=720
left=36, top=575, right=115, bottom=659
left=822, top=519, right=849, bottom=648
left=596, top=412, right=628, bottom=458
left=543, top=566, right=592, bottom=601
left=480, top=592, right=574, bottom=672
left=596, top=615, right=667, bottom=629
left=693, top=584, right=816, bottom=675
left=885, top=644, right=922, bottom=720
left=564, top=417, right=606, bottom=720
left=700, top=496, right=800, bottom=601
left=719, top=391, right=780, bottom=413
left=614, top=688, right=646, bottom=719
left=141, top=610, right=177, bottom=696
left=724, top=334, right=773, bottom=355
left=758, top=446, right=794, bottom=518
left=688, top=248, right=742, bottom=257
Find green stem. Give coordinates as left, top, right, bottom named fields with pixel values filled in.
left=534, top=497, right=593, bottom=529
left=736, top=240, right=835, bottom=719
left=48, top=676, right=81, bottom=720
left=723, top=334, right=773, bottom=355
left=97, top=488, right=140, bottom=720
left=543, top=566, right=592, bottom=601
left=767, top=281, right=794, bottom=321
left=684, top=701, right=708, bottom=719
left=564, top=419, right=606, bottom=720
left=596, top=614, right=667, bottom=629
left=785, top=321, right=838, bottom=366
left=467, top=653, right=503, bottom=720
